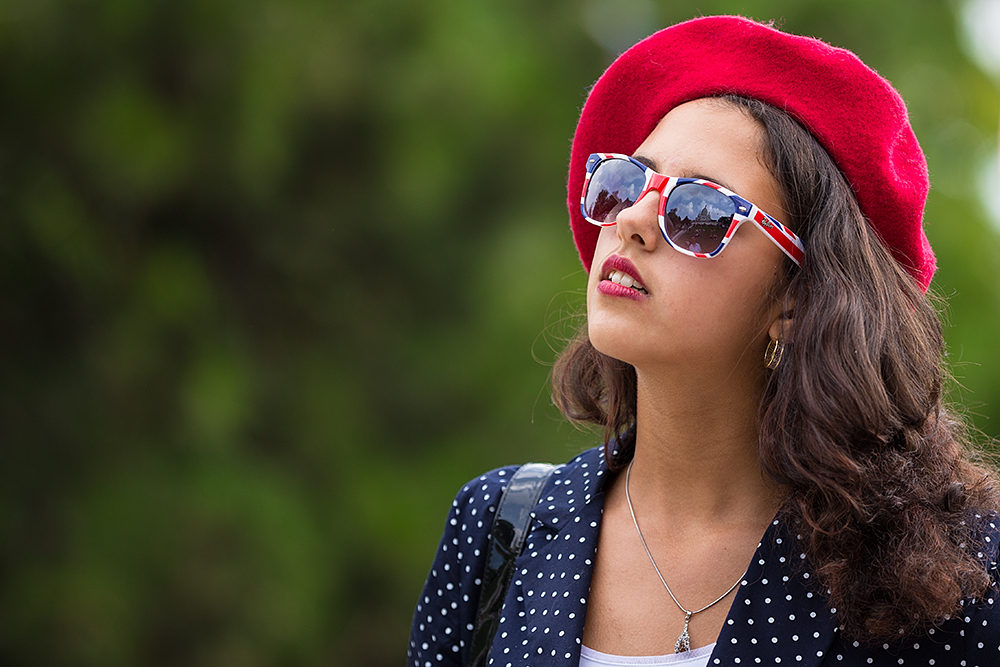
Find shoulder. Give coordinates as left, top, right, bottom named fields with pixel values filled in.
left=453, top=445, right=608, bottom=508
left=960, top=513, right=1000, bottom=648
left=421, top=447, right=606, bottom=588
left=450, top=465, right=520, bottom=523
left=407, top=446, right=607, bottom=666
left=433, top=465, right=522, bottom=584
left=444, top=445, right=607, bottom=544
left=882, top=513, right=1000, bottom=660
left=407, top=466, right=520, bottom=666
left=542, top=445, right=609, bottom=496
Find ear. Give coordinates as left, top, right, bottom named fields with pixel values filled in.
left=767, top=296, right=795, bottom=341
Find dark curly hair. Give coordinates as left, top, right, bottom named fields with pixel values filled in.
left=552, top=95, right=1000, bottom=643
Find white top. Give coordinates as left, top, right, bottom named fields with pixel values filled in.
left=579, top=643, right=716, bottom=667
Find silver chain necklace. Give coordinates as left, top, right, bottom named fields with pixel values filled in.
left=624, top=459, right=746, bottom=653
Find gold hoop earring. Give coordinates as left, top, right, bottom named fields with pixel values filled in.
left=764, top=338, right=784, bottom=370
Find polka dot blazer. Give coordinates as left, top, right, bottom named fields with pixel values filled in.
left=409, top=446, right=1000, bottom=666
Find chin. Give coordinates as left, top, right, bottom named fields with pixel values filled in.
left=588, top=327, right=643, bottom=367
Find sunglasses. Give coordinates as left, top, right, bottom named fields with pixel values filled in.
left=580, top=153, right=805, bottom=266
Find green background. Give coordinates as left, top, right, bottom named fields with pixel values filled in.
left=1, top=0, right=998, bottom=665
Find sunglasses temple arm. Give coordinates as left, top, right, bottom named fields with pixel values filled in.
left=753, top=214, right=805, bottom=266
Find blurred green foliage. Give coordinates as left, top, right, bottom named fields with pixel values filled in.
left=0, top=0, right=997, bottom=665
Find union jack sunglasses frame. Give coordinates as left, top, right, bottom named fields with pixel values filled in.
left=580, top=153, right=805, bottom=266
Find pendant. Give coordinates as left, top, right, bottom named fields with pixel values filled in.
left=674, top=612, right=692, bottom=653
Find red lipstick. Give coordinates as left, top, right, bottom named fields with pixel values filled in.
left=598, top=255, right=650, bottom=301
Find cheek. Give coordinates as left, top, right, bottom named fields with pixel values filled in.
left=591, top=226, right=617, bottom=265
left=659, top=257, right=781, bottom=352
left=703, top=260, right=784, bottom=339
left=585, top=228, right=616, bottom=297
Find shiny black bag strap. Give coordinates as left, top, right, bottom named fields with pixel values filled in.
left=468, top=462, right=556, bottom=667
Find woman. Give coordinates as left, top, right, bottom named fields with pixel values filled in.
left=409, top=16, right=1000, bottom=667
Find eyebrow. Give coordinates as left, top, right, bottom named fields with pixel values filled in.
left=631, top=153, right=735, bottom=192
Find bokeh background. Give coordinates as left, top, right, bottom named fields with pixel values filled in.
left=2, top=0, right=999, bottom=665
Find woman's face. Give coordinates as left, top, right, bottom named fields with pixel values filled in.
left=586, top=98, right=789, bottom=376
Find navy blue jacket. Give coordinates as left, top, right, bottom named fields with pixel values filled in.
left=409, top=446, right=1000, bottom=666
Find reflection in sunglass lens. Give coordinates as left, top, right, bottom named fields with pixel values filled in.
left=585, top=159, right=646, bottom=224
left=662, top=184, right=736, bottom=255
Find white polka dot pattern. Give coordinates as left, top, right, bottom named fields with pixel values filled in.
left=408, top=447, right=1000, bottom=666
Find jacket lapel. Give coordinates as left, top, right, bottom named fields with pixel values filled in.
left=711, top=518, right=839, bottom=666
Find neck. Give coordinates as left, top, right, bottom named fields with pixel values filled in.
left=624, top=364, right=784, bottom=525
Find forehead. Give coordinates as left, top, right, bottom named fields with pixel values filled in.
left=636, top=99, right=763, bottom=171
left=635, top=98, right=784, bottom=219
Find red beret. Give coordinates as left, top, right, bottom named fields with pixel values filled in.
left=567, top=15, right=935, bottom=292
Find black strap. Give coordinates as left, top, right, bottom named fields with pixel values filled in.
left=468, top=462, right=556, bottom=667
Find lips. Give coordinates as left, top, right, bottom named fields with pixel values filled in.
left=600, top=255, right=648, bottom=295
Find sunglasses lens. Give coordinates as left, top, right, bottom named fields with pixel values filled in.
left=662, top=183, right=736, bottom=255
left=584, top=159, right=646, bottom=224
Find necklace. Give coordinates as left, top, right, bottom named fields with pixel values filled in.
left=624, top=460, right=746, bottom=653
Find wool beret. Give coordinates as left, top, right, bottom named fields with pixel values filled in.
left=567, top=15, right=935, bottom=292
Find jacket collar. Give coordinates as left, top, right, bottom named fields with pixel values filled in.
left=530, top=445, right=611, bottom=535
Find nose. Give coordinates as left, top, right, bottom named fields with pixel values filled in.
left=613, top=179, right=664, bottom=249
